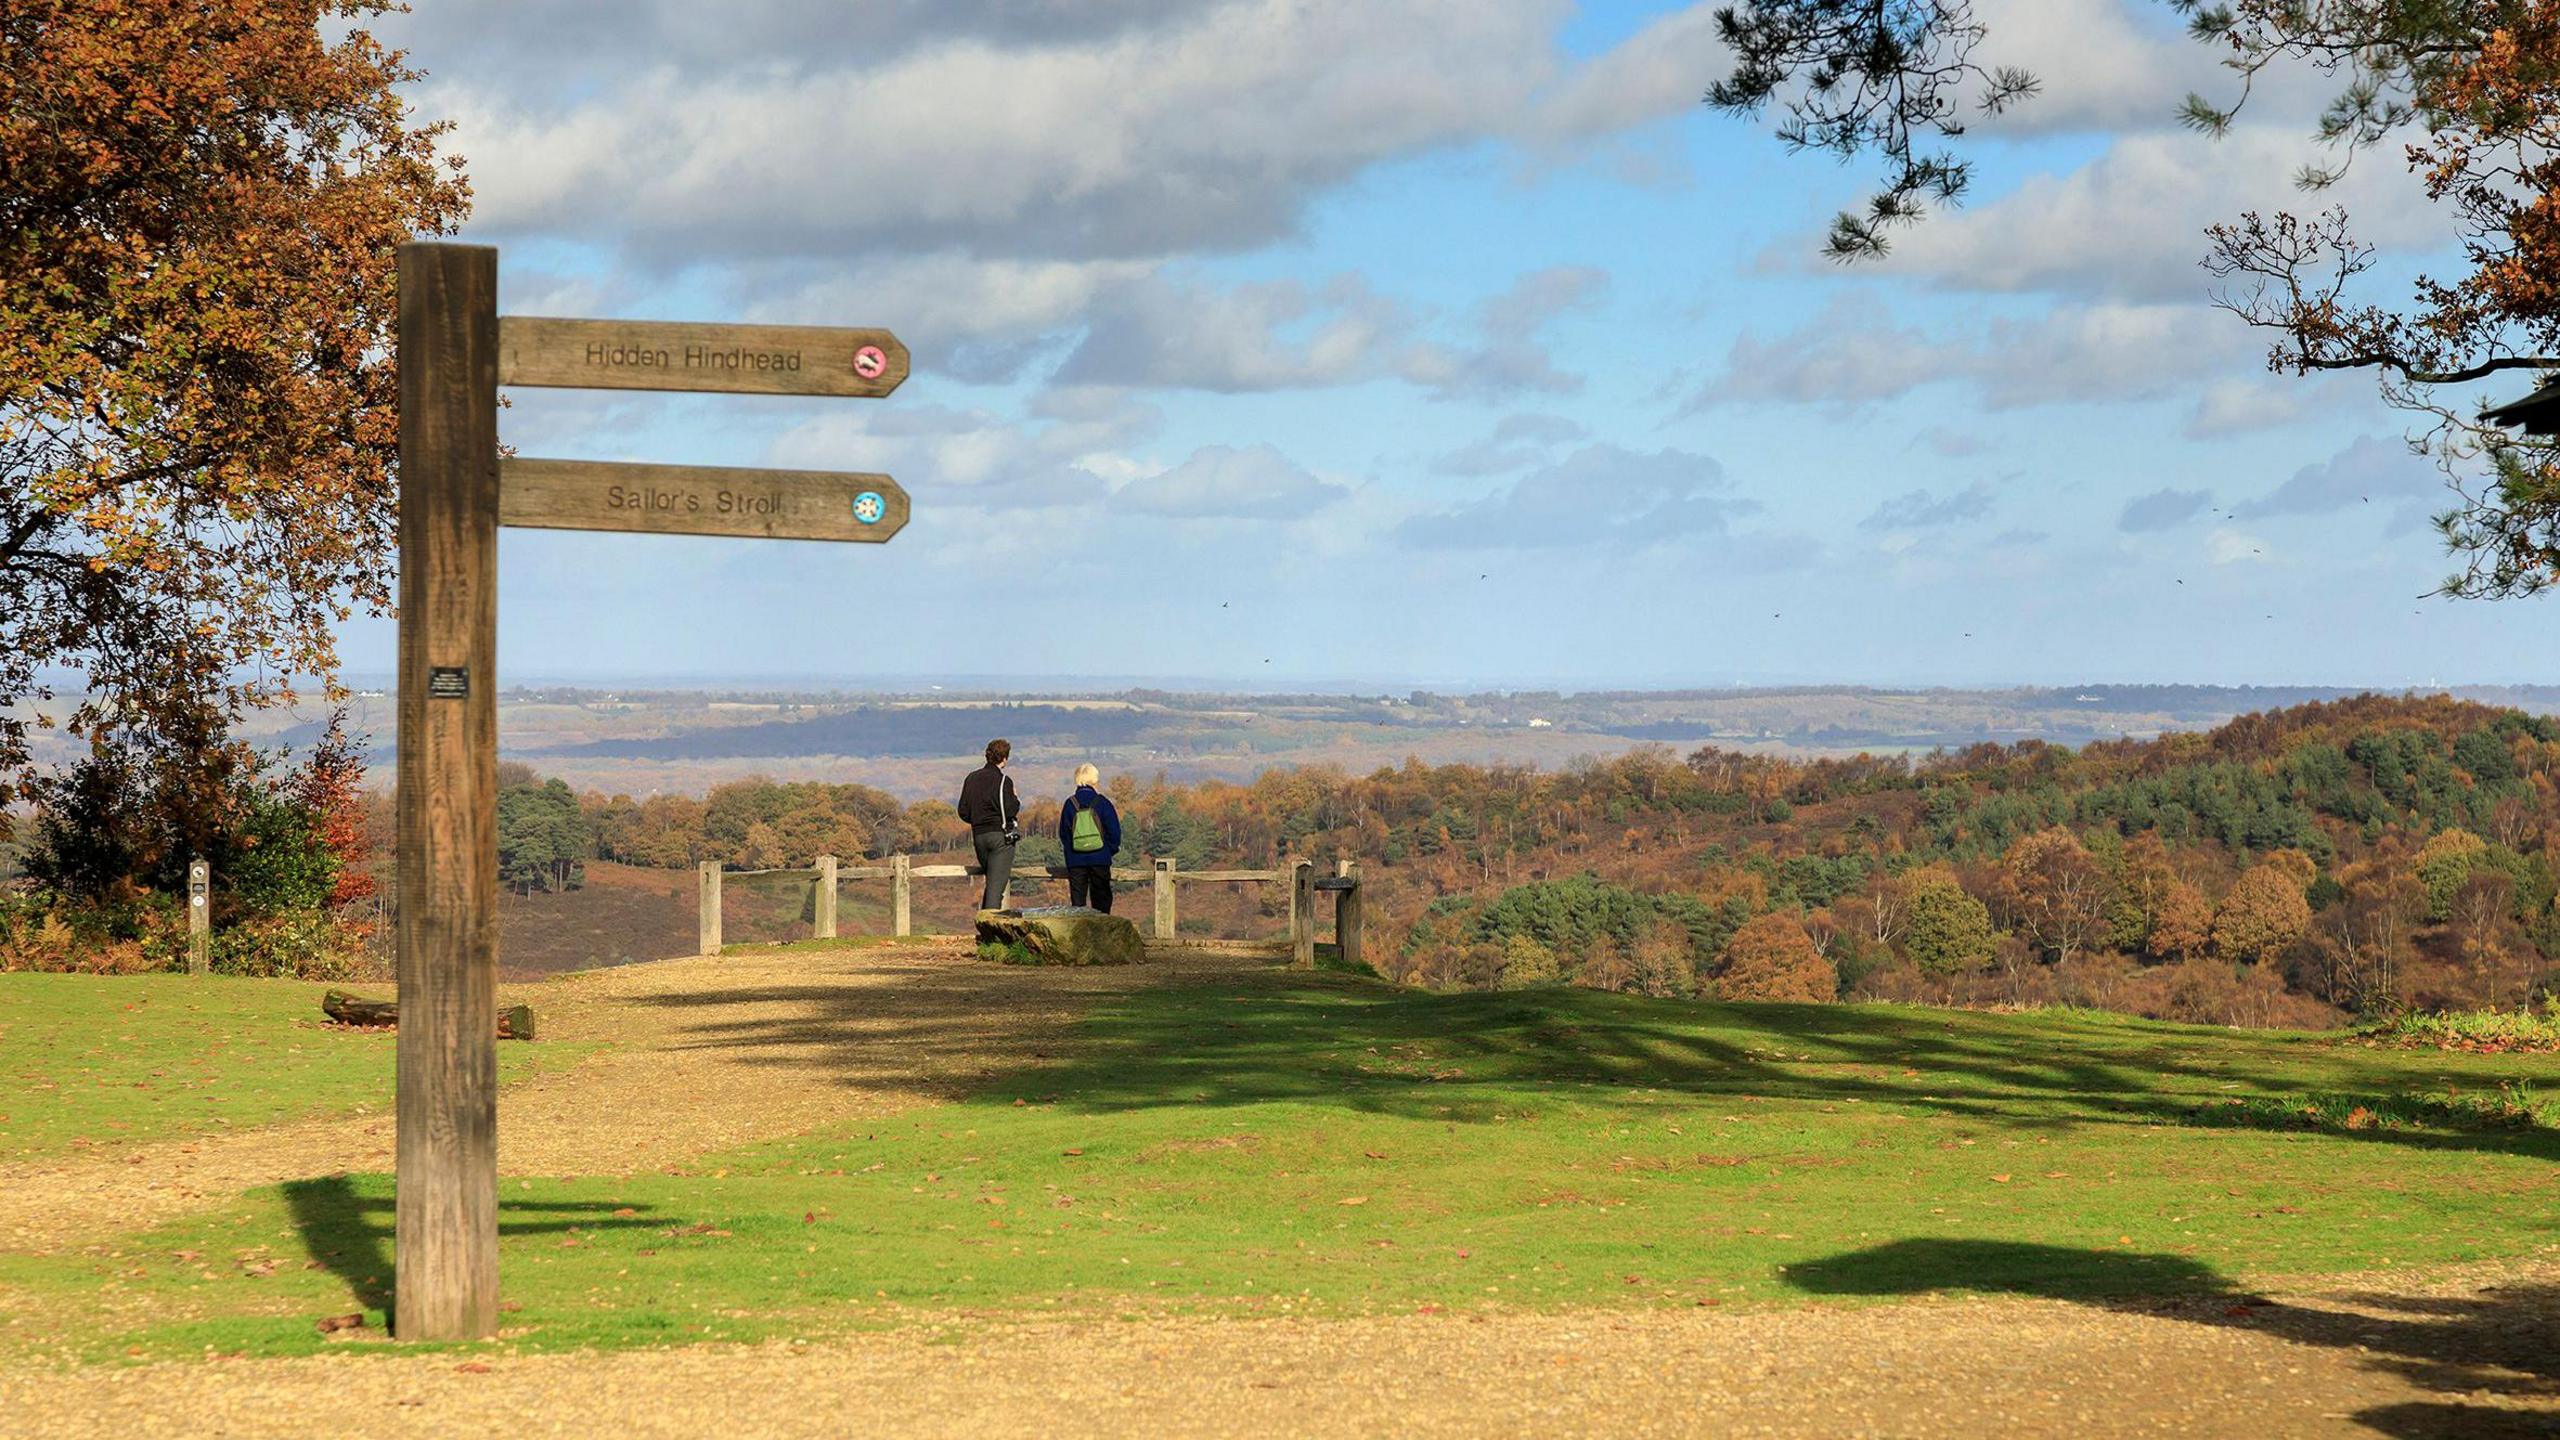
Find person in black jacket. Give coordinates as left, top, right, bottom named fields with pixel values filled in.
left=956, top=738, right=1020, bottom=909
left=1056, top=763, right=1122, bottom=913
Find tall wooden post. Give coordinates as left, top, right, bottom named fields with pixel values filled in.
left=1289, top=860, right=1315, bottom=969
left=891, top=853, right=911, bottom=937
left=1152, top=857, right=1177, bottom=941
left=1336, top=858, right=1364, bottom=973
left=814, top=855, right=837, bottom=939
left=186, top=859, right=210, bottom=975
left=698, top=861, right=723, bottom=956
left=394, top=241, right=500, bottom=1343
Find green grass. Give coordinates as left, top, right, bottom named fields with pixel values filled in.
left=4, top=968, right=2557, bottom=1362
left=0, top=974, right=567, bottom=1163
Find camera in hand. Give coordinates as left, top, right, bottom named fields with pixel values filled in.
left=1002, top=827, right=1023, bottom=844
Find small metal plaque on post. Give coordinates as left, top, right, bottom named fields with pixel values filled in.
left=427, top=667, right=470, bottom=699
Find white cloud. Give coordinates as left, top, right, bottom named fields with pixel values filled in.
left=1870, top=125, right=2444, bottom=302
left=746, top=256, right=1153, bottom=383
left=2118, top=487, right=2211, bottom=533
left=766, top=402, right=1125, bottom=511
left=1861, top=480, right=1998, bottom=532
left=409, top=1, right=1749, bottom=271
left=1966, top=0, right=2219, bottom=136
left=1398, top=265, right=1609, bottom=401
left=1056, top=272, right=1404, bottom=392
left=1114, top=444, right=1348, bottom=519
left=2238, top=434, right=2438, bottom=520
left=1051, top=263, right=1607, bottom=399
left=1524, top=4, right=1730, bottom=142
left=1968, top=0, right=2346, bottom=138
left=1431, top=413, right=1587, bottom=476
left=2184, top=377, right=2308, bottom=438
left=1395, top=443, right=1764, bottom=551
left=2205, top=528, right=2271, bottom=564
left=1699, top=300, right=2256, bottom=411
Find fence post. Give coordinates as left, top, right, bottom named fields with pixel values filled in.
left=891, top=853, right=912, bottom=937
left=1152, top=856, right=1177, bottom=941
left=814, top=855, right=837, bottom=939
left=1336, top=858, right=1363, bottom=973
left=187, top=858, right=210, bottom=975
left=1290, top=859, right=1315, bottom=969
left=698, top=861, right=722, bottom=956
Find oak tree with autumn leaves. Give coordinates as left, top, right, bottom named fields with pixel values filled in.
left=1713, top=1, right=2560, bottom=597
left=0, top=1, right=468, bottom=799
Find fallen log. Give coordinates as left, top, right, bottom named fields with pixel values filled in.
left=322, top=990, right=536, bottom=1040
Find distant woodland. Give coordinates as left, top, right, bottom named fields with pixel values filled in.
left=10, top=693, right=2553, bottom=1023
left=426, top=695, right=2560, bottom=1027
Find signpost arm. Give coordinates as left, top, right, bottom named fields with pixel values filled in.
left=393, top=241, right=501, bottom=1343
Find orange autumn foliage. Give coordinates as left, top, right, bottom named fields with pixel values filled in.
left=0, top=1, right=469, bottom=790
left=1715, top=911, right=1837, bottom=1004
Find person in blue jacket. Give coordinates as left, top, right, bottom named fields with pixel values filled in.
left=1058, top=763, right=1122, bottom=913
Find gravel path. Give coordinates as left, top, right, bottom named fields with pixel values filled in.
left=3, top=1260, right=2552, bottom=1438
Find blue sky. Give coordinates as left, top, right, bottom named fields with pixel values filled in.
left=341, top=0, right=2559, bottom=690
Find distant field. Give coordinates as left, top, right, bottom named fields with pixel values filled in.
left=30, top=682, right=2557, bottom=801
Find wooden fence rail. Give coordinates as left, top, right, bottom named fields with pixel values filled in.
left=692, top=852, right=1363, bottom=969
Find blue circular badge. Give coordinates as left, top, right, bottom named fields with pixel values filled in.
left=852, top=491, right=886, bottom=525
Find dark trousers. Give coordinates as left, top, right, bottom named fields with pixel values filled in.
left=1068, top=865, right=1113, bottom=913
left=973, top=830, right=1014, bottom=910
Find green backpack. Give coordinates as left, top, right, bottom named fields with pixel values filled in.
left=1069, top=801, right=1106, bottom=853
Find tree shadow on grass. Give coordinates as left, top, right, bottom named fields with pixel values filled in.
left=281, top=1175, right=664, bottom=1321
left=1784, top=1239, right=2560, bottom=1439
left=627, top=957, right=2560, bottom=1162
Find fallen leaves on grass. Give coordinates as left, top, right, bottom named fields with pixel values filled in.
left=1337, top=1196, right=1368, bottom=1206
left=316, top=1313, right=366, bottom=1334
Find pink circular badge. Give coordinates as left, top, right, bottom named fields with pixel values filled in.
left=853, top=345, right=888, bottom=380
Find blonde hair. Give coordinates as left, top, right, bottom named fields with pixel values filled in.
left=1073, top=763, right=1100, bottom=787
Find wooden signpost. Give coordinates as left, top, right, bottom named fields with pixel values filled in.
left=393, top=242, right=908, bottom=1341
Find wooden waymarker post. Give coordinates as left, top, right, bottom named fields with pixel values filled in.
left=186, top=858, right=209, bottom=975
left=393, top=242, right=909, bottom=1341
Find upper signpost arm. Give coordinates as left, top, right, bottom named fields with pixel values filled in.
left=496, top=317, right=908, bottom=398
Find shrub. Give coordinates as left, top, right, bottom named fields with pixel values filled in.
left=2354, top=1001, right=2560, bottom=1053
left=1495, top=934, right=1562, bottom=989
left=1715, top=912, right=1837, bottom=1003
left=2211, top=862, right=2313, bottom=966
left=207, top=910, right=370, bottom=981
left=1901, top=868, right=1995, bottom=974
